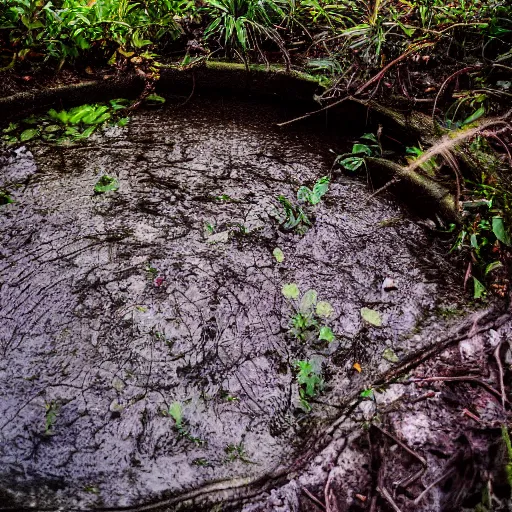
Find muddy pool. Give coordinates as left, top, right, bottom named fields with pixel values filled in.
left=0, top=96, right=460, bottom=510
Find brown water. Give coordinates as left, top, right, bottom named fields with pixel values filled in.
left=0, top=97, right=458, bottom=510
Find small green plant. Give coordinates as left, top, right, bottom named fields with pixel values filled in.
left=44, top=400, right=59, bottom=436
left=282, top=284, right=335, bottom=344
left=0, top=190, right=14, bottom=206
left=336, top=133, right=380, bottom=172
left=295, top=359, right=323, bottom=411
left=273, top=247, right=285, bottom=263
left=202, top=0, right=289, bottom=67
left=224, top=441, right=253, bottom=463
left=192, top=457, right=211, bottom=467
left=145, top=263, right=158, bottom=278
left=297, top=176, right=330, bottom=205
left=360, top=387, right=374, bottom=399
left=276, top=195, right=311, bottom=234
left=94, top=175, right=119, bottom=194
left=405, top=146, right=438, bottom=175
left=166, top=401, right=205, bottom=446
left=1, top=99, right=131, bottom=146
left=451, top=176, right=510, bottom=298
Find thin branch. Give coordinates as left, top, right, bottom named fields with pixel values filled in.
left=301, top=485, right=326, bottom=511
left=494, top=339, right=507, bottom=409
left=413, top=467, right=455, bottom=505
left=377, top=486, right=403, bottom=512
left=409, top=376, right=506, bottom=403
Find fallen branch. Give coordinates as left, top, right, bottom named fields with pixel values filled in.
left=408, top=376, right=506, bottom=404
left=365, top=156, right=459, bottom=222
left=276, top=96, right=352, bottom=127
left=301, top=485, right=326, bottom=511
left=494, top=339, right=507, bottom=409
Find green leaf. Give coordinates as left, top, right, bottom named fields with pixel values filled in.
left=3, top=122, right=18, bottom=133
left=273, top=248, right=284, bottom=263
left=473, top=277, right=485, bottom=299
left=297, top=186, right=312, bottom=204
left=382, top=347, right=399, bottom=362
left=338, top=156, right=364, bottom=172
left=462, top=107, right=485, bottom=126
left=300, top=289, right=318, bottom=313
left=360, top=388, right=374, bottom=399
left=316, top=301, right=334, bottom=318
left=492, top=217, right=511, bottom=245
left=319, top=326, right=334, bottom=343
left=168, top=402, right=183, bottom=426
left=44, top=124, right=61, bottom=133
left=312, top=176, right=329, bottom=200
left=81, top=126, right=96, bottom=138
left=352, top=143, right=372, bottom=155
left=361, top=307, right=382, bottom=327
left=145, top=94, right=166, bottom=104
left=20, top=128, right=38, bottom=142
left=361, top=133, right=377, bottom=143
left=485, top=261, right=503, bottom=274
left=117, top=117, right=130, bottom=127
left=94, top=175, right=119, bottom=194
left=0, top=191, right=14, bottom=205
left=48, top=108, right=69, bottom=124
left=282, top=283, right=300, bottom=300
left=69, top=105, right=93, bottom=124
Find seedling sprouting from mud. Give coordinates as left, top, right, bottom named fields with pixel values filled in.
left=282, top=284, right=335, bottom=344
left=0, top=190, right=14, bottom=206
left=224, top=442, right=253, bottom=464
left=145, top=263, right=158, bottom=279
left=94, top=175, right=119, bottom=194
left=166, top=401, right=205, bottom=446
left=297, top=176, right=330, bottom=206
left=44, top=400, right=59, bottom=436
left=276, top=195, right=311, bottom=234
left=219, top=390, right=239, bottom=402
left=192, top=457, right=211, bottom=467
left=295, top=360, right=323, bottom=412
left=204, top=221, right=216, bottom=236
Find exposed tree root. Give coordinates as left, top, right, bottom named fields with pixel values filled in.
left=365, top=156, right=459, bottom=222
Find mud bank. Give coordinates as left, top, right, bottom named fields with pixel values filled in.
left=0, top=95, right=483, bottom=511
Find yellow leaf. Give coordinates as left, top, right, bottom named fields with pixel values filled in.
left=353, top=362, right=362, bottom=373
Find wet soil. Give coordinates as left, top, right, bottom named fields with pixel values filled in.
left=0, top=96, right=471, bottom=510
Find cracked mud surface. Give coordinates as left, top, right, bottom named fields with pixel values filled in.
left=0, top=97, right=464, bottom=510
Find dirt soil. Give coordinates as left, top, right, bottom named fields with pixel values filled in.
left=0, top=94, right=510, bottom=511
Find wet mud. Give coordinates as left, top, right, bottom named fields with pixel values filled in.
left=0, top=97, right=465, bottom=510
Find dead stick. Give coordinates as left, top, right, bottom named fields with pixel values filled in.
left=413, top=468, right=455, bottom=505
left=375, top=311, right=511, bottom=386
left=378, top=486, right=403, bottom=512
left=494, top=340, right=507, bottom=409
left=374, top=425, right=427, bottom=466
left=409, top=376, right=506, bottom=403
left=301, top=485, right=326, bottom=511
left=276, top=96, right=352, bottom=127
left=367, top=176, right=401, bottom=201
